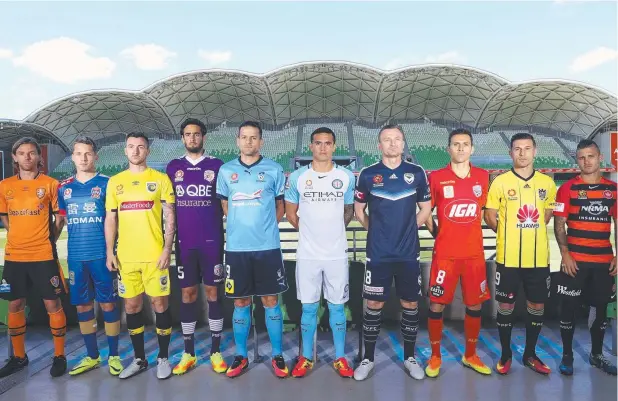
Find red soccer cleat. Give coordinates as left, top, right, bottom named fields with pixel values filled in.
left=523, top=355, right=551, bottom=375
left=226, top=356, right=248, bottom=378
left=495, top=357, right=512, bottom=375
left=292, top=356, right=313, bottom=378
left=333, top=357, right=354, bottom=378
left=272, top=355, right=289, bottom=378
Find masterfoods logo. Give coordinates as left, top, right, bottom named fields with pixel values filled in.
left=516, top=204, right=540, bottom=229
left=120, top=201, right=154, bottom=211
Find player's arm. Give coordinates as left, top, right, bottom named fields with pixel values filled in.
left=415, top=169, right=432, bottom=227
left=285, top=201, right=299, bottom=230
left=104, top=209, right=119, bottom=271
left=50, top=181, right=64, bottom=241
left=343, top=170, right=355, bottom=227
left=354, top=171, right=370, bottom=230
left=416, top=200, right=432, bottom=227
left=544, top=179, right=558, bottom=225
left=0, top=216, right=8, bottom=232
left=157, top=177, right=176, bottom=270
left=425, top=214, right=438, bottom=238
left=484, top=176, right=501, bottom=232
left=354, top=201, right=369, bottom=230
left=610, top=210, right=617, bottom=276
left=216, top=166, right=229, bottom=217
left=276, top=198, right=285, bottom=222
left=220, top=200, right=228, bottom=216
left=554, top=216, right=577, bottom=277
left=275, top=167, right=286, bottom=222
left=53, top=214, right=65, bottom=242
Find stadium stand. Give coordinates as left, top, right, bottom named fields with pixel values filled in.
left=352, top=125, right=381, bottom=167
left=300, top=123, right=349, bottom=157
left=402, top=123, right=451, bottom=170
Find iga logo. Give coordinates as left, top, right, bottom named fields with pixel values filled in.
left=445, top=199, right=479, bottom=223
left=516, top=204, right=540, bottom=228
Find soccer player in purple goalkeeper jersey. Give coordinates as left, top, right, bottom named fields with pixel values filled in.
left=166, top=118, right=227, bottom=375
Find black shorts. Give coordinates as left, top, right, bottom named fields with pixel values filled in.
left=0, top=260, right=66, bottom=301
left=494, top=264, right=550, bottom=304
left=554, top=264, right=615, bottom=307
left=224, top=249, right=288, bottom=298
left=362, top=259, right=421, bottom=302
left=176, top=245, right=224, bottom=288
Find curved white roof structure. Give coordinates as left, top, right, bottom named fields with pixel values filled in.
left=6, top=62, right=615, bottom=147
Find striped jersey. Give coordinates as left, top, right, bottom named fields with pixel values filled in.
left=554, top=176, right=616, bottom=266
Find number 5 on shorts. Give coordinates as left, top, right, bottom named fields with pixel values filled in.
left=178, top=265, right=184, bottom=279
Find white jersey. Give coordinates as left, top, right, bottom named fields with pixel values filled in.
left=285, top=164, right=355, bottom=260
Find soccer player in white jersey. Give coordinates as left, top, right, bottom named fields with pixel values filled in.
left=285, top=127, right=356, bottom=378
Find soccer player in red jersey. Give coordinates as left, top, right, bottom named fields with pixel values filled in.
left=424, top=129, right=491, bottom=378
left=554, top=139, right=617, bottom=376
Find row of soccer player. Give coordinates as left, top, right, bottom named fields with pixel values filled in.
left=0, top=119, right=615, bottom=382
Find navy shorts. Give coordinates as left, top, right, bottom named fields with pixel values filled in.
left=224, top=249, right=288, bottom=298
left=362, top=259, right=421, bottom=302
left=176, top=245, right=224, bottom=287
left=68, top=258, right=118, bottom=305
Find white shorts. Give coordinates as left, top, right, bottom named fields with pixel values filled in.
left=296, top=259, right=349, bottom=304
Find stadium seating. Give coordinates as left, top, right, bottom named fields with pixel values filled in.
left=262, top=127, right=297, bottom=172
left=402, top=123, right=450, bottom=170
left=352, top=125, right=381, bottom=167
left=300, top=123, right=349, bottom=157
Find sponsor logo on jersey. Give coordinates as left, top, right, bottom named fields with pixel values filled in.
left=556, top=285, right=580, bottom=297
left=554, top=201, right=565, bottom=213
left=332, top=179, right=343, bottom=189
left=5, top=189, right=14, bottom=200
left=36, top=187, right=45, bottom=199
left=119, top=201, right=155, bottom=211
left=430, top=285, right=444, bottom=297
left=257, top=172, right=265, bottom=182
left=523, top=183, right=531, bottom=189
left=355, top=189, right=365, bottom=201
left=373, top=174, right=383, bottom=187
left=146, top=182, right=157, bottom=193
left=63, top=188, right=72, bottom=199
left=445, top=199, right=479, bottom=223
left=175, top=185, right=185, bottom=197
left=581, top=201, right=609, bottom=216
left=67, top=203, right=79, bottom=215
left=67, top=216, right=103, bottom=225
left=363, top=285, right=384, bottom=296
left=230, top=173, right=239, bottom=183
left=404, top=173, right=414, bottom=184
left=508, top=189, right=517, bottom=200
left=176, top=184, right=212, bottom=197
left=516, top=204, right=540, bottom=228
left=578, top=190, right=587, bottom=199
left=91, top=186, right=101, bottom=199
left=389, top=173, right=398, bottom=180
left=175, top=170, right=184, bottom=182
left=303, top=191, right=344, bottom=202
left=0, top=279, right=11, bottom=293
left=204, top=170, right=215, bottom=182
left=603, top=190, right=613, bottom=199
left=473, top=184, right=482, bottom=198
left=8, top=208, right=41, bottom=216
left=305, top=179, right=313, bottom=189
left=443, top=185, right=454, bottom=199
left=83, top=202, right=97, bottom=213
left=538, top=189, right=547, bottom=201
left=132, top=181, right=140, bottom=186
left=231, top=190, right=263, bottom=202
left=116, top=185, right=124, bottom=195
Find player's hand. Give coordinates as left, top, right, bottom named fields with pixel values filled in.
left=157, top=248, right=171, bottom=271
left=106, top=254, right=118, bottom=272
left=609, top=257, right=617, bottom=277
left=560, top=252, right=578, bottom=277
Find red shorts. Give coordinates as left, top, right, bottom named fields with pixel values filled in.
left=428, top=256, right=490, bottom=306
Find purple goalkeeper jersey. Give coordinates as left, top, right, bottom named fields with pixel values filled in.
left=166, top=154, right=224, bottom=250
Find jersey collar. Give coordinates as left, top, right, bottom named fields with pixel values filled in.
left=74, top=172, right=99, bottom=185
left=184, top=152, right=206, bottom=166
left=238, top=155, right=263, bottom=169
left=447, top=163, right=472, bottom=180
left=17, top=171, right=41, bottom=180
left=511, top=168, right=535, bottom=182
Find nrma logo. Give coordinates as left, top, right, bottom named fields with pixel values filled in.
left=516, top=204, right=540, bottom=229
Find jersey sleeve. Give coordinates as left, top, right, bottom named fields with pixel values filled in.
left=416, top=168, right=431, bottom=203
left=50, top=180, right=60, bottom=213
left=284, top=170, right=300, bottom=204
left=105, top=177, right=118, bottom=212
left=354, top=169, right=369, bottom=203
left=428, top=172, right=437, bottom=209
left=160, top=174, right=175, bottom=204
left=485, top=175, right=502, bottom=210
left=57, top=184, right=67, bottom=216
left=545, top=178, right=557, bottom=210
left=275, top=166, right=285, bottom=200
left=216, top=166, right=229, bottom=200
left=553, top=181, right=570, bottom=216
left=480, top=170, right=490, bottom=209
left=0, top=182, right=7, bottom=215
left=344, top=170, right=355, bottom=205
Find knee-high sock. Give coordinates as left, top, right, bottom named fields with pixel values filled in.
left=208, top=299, right=223, bottom=354
left=301, top=302, right=319, bottom=360
left=559, top=298, right=577, bottom=358
left=126, top=311, right=145, bottom=360
left=363, top=307, right=382, bottom=362
left=155, top=309, right=172, bottom=359
left=524, top=306, right=544, bottom=358
left=264, top=303, right=283, bottom=357
left=103, top=308, right=120, bottom=357
left=401, top=306, right=419, bottom=359
left=590, top=303, right=609, bottom=355
left=49, top=309, right=66, bottom=357
left=328, top=302, right=346, bottom=359
left=77, top=309, right=99, bottom=359
left=464, top=308, right=482, bottom=358
left=428, top=310, right=443, bottom=358
left=496, top=305, right=514, bottom=362
left=180, top=301, right=198, bottom=356
left=8, top=310, right=26, bottom=358
left=232, top=305, right=251, bottom=358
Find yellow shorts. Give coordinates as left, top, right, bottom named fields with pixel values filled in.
left=117, top=261, right=170, bottom=298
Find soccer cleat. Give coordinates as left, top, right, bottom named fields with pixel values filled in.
left=495, top=357, right=512, bottom=375
left=108, top=356, right=123, bottom=376
left=210, top=352, right=227, bottom=374
left=589, top=353, right=617, bottom=376
left=226, top=355, right=248, bottom=378
left=559, top=355, right=574, bottom=376
left=523, top=355, right=551, bottom=375
left=272, top=355, right=289, bottom=378
left=333, top=357, right=353, bottom=378
left=69, top=356, right=101, bottom=376
left=173, top=353, right=197, bottom=375
left=119, top=358, right=148, bottom=379
left=157, top=358, right=172, bottom=380
left=404, top=357, right=425, bottom=380
left=461, top=354, right=491, bottom=376
left=425, top=355, right=441, bottom=378
left=353, top=359, right=374, bottom=381
left=50, top=356, right=67, bottom=378
left=292, top=356, right=314, bottom=378
left=0, top=355, right=29, bottom=378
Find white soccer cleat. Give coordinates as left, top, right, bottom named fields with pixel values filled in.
left=404, top=357, right=425, bottom=380
left=118, top=358, right=148, bottom=380
left=157, top=358, right=172, bottom=380
left=353, top=359, right=375, bottom=381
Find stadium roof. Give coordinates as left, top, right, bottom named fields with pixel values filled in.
left=0, top=119, right=69, bottom=151
left=11, top=61, right=618, bottom=147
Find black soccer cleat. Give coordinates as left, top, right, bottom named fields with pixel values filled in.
left=0, top=355, right=29, bottom=378
left=589, top=353, right=617, bottom=376
left=50, top=355, right=67, bottom=378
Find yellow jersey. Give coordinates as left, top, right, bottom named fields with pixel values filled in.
left=106, top=168, right=175, bottom=263
left=486, top=169, right=556, bottom=268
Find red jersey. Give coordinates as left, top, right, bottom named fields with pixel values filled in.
left=554, top=176, right=616, bottom=266
left=429, top=164, right=489, bottom=259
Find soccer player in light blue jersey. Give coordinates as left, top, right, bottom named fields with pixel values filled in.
left=57, top=136, right=123, bottom=376
left=216, top=121, right=289, bottom=378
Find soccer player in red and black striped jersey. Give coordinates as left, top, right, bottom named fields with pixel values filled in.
left=554, top=139, right=617, bottom=376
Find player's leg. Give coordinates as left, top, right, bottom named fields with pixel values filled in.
left=459, top=257, right=491, bottom=375
left=202, top=248, right=226, bottom=373
left=173, top=248, right=200, bottom=375
left=493, top=264, right=520, bottom=375
left=587, top=266, right=617, bottom=375
left=521, top=268, right=551, bottom=375
left=396, top=260, right=424, bottom=380
left=323, top=258, right=353, bottom=378
left=292, top=259, right=321, bottom=378
left=555, top=269, right=584, bottom=375
left=256, top=249, right=289, bottom=378
left=0, top=261, right=29, bottom=378
left=144, top=263, right=172, bottom=380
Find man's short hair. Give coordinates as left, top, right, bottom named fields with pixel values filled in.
left=73, top=135, right=98, bottom=153
left=378, top=124, right=405, bottom=141
left=238, top=121, right=263, bottom=139
left=576, top=139, right=601, bottom=154
left=12, top=136, right=41, bottom=156
left=510, top=132, right=536, bottom=148
left=180, top=118, right=207, bottom=136
left=448, top=128, right=473, bottom=146
left=310, top=127, right=336, bottom=144
left=126, top=132, right=150, bottom=148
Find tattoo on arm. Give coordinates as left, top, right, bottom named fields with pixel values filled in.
left=344, top=204, right=354, bottom=227
left=554, top=216, right=568, bottom=250
left=163, top=202, right=176, bottom=251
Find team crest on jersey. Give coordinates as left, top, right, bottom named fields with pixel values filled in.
left=404, top=173, right=414, bottom=184
left=38, top=202, right=45, bottom=210
left=603, top=190, right=613, bottom=199
left=538, top=189, right=547, bottom=201
left=230, top=173, right=239, bottom=183
left=204, top=170, right=215, bottom=182
left=36, top=187, right=45, bottom=199
left=146, top=182, right=157, bottom=193
left=257, top=172, right=265, bottom=182
left=443, top=185, right=454, bottom=199
left=90, top=186, right=101, bottom=199
left=50, top=276, right=60, bottom=288
left=63, top=188, right=72, bottom=200
left=472, top=184, right=482, bottom=198
left=578, top=190, right=587, bottom=199
left=332, top=179, right=343, bottom=189
left=5, top=189, right=14, bottom=200
left=116, top=185, right=124, bottom=195
left=175, top=170, right=184, bottom=182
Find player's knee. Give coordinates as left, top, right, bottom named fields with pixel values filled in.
left=400, top=300, right=417, bottom=309
left=302, top=302, right=319, bottom=315
left=261, top=295, right=278, bottom=308
left=234, top=297, right=251, bottom=308
left=327, top=302, right=344, bottom=313
left=181, top=286, right=198, bottom=303
left=366, top=300, right=384, bottom=310
left=498, top=302, right=515, bottom=311
left=99, top=302, right=116, bottom=313
left=151, top=296, right=169, bottom=313
left=76, top=303, right=94, bottom=314
left=8, top=299, right=26, bottom=313
left=124, top=296, right=143, bottom=314
left=526, top=301, right=544, bottom=310
left=204, top=285, right=219, bottom=302
left=429, top=302, right=446, bottom=313
left=42, top=298, right=62, bottom=313
left=466, top=303, right=482, bottom=312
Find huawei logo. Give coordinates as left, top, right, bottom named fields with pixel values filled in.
left=516, top=204, right=540, bottom=228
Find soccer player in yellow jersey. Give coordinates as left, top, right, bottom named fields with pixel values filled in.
left=105, top=132, right=176, bottom=380
left=484, top=133, right=557, bottom=376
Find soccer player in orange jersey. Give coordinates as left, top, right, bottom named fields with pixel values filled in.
left=0, top=137, right=68, bottom=378
left=424, top=129, right=491, bottom=378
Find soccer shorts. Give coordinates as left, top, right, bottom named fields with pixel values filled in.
left=0, top=260, right=66, bottom=301
left=224, top=249, right=288, bottom=298
left=554, top=263, right=615, bottom=307
left=176, top=245, right=224, bottom=288
left=494, top=264, right=550, bottom=304
left=429, top=256, right=490, bottom=306
left=296, top=259, right=349, bottom=304
left=68, top=258, right=118, bottom=305
left=117, top=261, right=170, bottom=299
left=362, top=259, right=421, bottom=302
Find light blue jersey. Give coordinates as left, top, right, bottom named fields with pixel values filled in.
left=216, top=156, right=285, bottom=252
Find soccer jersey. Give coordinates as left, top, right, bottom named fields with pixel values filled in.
left=429, top=164, right=489, bottom=259
left=554, top=176, right=616, bottom=266
left=58, top=174, right=108, bottom=261
left=0, top=173, right=60, bottom=262
left=285, top=163, right=355, bottom=260
left=354, top=161, right=431, bottom=263
left=486, top=169, right=557, bottom=268
left=216, top=156, right=285, bottom=252
left=166, top=155, right=224, bottom=250
left=105, top=168, right=175, bottom=263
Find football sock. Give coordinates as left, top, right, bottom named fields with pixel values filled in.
left=126, top=311, right=145, bottom=360
left=428, top=310, right=443, bottom=358
left=300, top=302, right=319, bottom=360
left=328, top=302, right=347, bottom=359
left=559, top=298, right=577, bottom=358
left=103, top=307, right=120, bottom=357
left=401, top=306, right=419, bottom=359
left=464, top=308, right=482, bottom=358
left=155, top=309, right=172, bottom=359
left=590, top=303, right=608, bottom=355
left=496, top=305, right=514, bottom=362
left=207, top=299, right=223, bottom=354
left=180, top=300, right=197, bottom=356
left=524, top=306, right=544, bottom=358
left=77, top=309, right=99, bottom=359
left=264, top=303, right=283, bottom=357
left=8, top=310, right=26, bottom=358
left=232, top=305, right=251, bottom=358
left=363, top=306, right=382, bottom=362
left=49, top=308, right=66, bottom=357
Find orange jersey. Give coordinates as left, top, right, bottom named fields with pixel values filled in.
left=554, top=176, right=616, bottom=265
left=429, top=164, right=489, bottom=259
left=0, top=173, right=60, bottom=262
